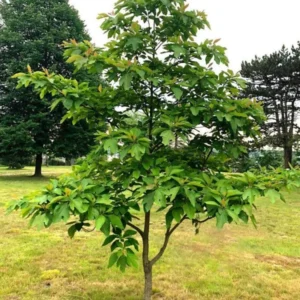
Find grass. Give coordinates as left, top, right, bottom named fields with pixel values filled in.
left=1, top=167, right=300, bottom=299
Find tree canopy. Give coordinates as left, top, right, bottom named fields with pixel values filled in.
left=0, top=0, right=96, bottom=173
left=9, top=0, right=300, bottom=299
left=241, top=44, right=300, bottom=168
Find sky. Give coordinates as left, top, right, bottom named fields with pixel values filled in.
left=69, top=0, right=300, bottom=72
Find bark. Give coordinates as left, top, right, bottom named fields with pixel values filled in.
left=284, top=146, right=293, bottom=169
left=143, top=212, right=152, bottom=300
left=33, top=153, right=43, bottom=177
left=143, top=264, right=152, bottom=300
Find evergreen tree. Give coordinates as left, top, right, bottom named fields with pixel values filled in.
left=241, top=45, right=300, bottom=168
left=0, top=0, right=96, bottom=174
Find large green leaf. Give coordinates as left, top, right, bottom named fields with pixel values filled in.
left=265, top=189, right=281, bottom=204
left=161, top=130, right=175, bottom=146
left=171, top=87, right=183, bottom=100
left=95, top=215, right=106, bottom=230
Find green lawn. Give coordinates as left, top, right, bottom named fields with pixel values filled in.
left=0, top=167, right=300, bottom=299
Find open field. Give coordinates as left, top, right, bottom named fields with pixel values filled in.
left=0, top=167, right=300, bottom=300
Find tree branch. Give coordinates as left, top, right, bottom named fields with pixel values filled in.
left=150, top=215, right=187, bottom=266
left=192, top=216, right=214, bottom=225
left=128, top=222, right=144, bottom=238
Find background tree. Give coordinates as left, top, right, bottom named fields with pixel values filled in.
left=9, top=0, right=300, bottom=299
left=241, top=45, right=300, bottom=168
left=0, top=0, right=97, bottom=174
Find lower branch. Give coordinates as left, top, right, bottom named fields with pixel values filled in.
left=128, top=222, right=144, bottom=238
left=150, top=215, right=186, bottom=266
left=193, top=216, right=214, bottom=225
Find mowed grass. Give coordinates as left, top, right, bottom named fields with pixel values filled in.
left=0, top=167, right=300, bottom=300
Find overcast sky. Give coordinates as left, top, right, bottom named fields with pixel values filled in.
left=69, top=0, right=300, bottom=72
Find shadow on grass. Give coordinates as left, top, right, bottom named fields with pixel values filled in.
left=0, top=175, right=55, bottom=182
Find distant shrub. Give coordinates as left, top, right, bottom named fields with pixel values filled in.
left=229, top=150, right=282, bottom=172
left=47, top=158, right=66, bottom=166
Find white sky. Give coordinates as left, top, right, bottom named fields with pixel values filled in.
left=70, top=0, right=300, bottom=72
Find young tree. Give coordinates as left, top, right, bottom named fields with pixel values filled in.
left=0, top=0, right=97, bottom=175
left=241, top=45, right=300, bottom=168
left=9, top=0, right=300, bottom=299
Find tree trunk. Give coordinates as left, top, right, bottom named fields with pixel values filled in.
left=33, top=153, right=43, bottom=177
left=143, top=264, right=152, bottom=300
left=284, top=146, right=292, bottom=169
left=142, top=211, right=152, bottom=300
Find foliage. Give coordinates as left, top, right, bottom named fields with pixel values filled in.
left=0, top=0, right=97, bottom=175
left=241, top=44, right=300, bottom=168
left=0, top=124, right=34, bottom=169
left=8, top=0, right=300, bottom=298
left=229, top=150, right=283, bottom=173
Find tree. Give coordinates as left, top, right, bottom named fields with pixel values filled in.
left=241, top=45, right=300, bottom=168
left=0, top=0, right=97, bottom=175
left=9, top=1, right=300, bottom=299
left=0, top=124, right=34, bottom=168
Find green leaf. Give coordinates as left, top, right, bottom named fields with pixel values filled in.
left=97, top=13, right=109, bottom=19
left=102, top=234, right=117, bottom=246
left=68, top=224, right=77, bottom=238
left=108, top=252, right=119, bottom=268
left=111, top=240, right=123, bottom=252
left=126, top=252, right=138, bottom=268
left=132, top=170, right=140, bottom=179
left=171, top=45, right=186, bottom=58
left=242, top=188, right=260, bottom=204
left=190, top=107, right=200, bottom=116
left=265, top=189, right=281, bottom=204
left=95, top=215, right=106, bottom=230
left=53, top=203, right=70, bottom=223
left=154, top=189, right=166, bottom=207
left=130, top=144, right=146, bottom=160
left=103, top=139, right=118, bottom=154
left=184, top=188, right=196, bottom=206
left=63, top=98, right=73, bottom=110
left=123, top=230, right=137, bottom=238
left=126, top=37, right=143, bottom=51
left=166, top=210, right=173, bottom=229
left=96, top=195, right=112, bottom=205
left=204, top=201, right=220, bottom=207
left=226, top=209, right=239, bottom=223
left=161, top=130, right=175, bottom=146
left=172, top=208, right=182, bottom=222
left=161, top=0, right=170, bottom=6
left=143, top=192, right=155, bottom=212
left=51, top=99, right=61, bottom=111
left=121, top=190, right=132, bottom=199
left=172, top=87, right=183, bottom=100
left=136, top=69, right=145, bottom=79
left=183, top=203, right=196, bottom=219
left=239, top=211, right=248, bottom=223
left=168, top=187, right=180, bottom=201
left=121, top=73, right=133, bottom=90
left=216, top=210, right=228, bottom=229
left=101, top=218, right=111, bottom=236
left=109, top=215, right=124, bottom=229
left=118, top=255, right=127, bottom=272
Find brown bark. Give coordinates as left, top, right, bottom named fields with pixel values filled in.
left=143, top=263, right=152, bottom=300
left=284, top=146, right=292, bottom=169
left=143, top=212, right=152, bottom=300
left=33, top=153, right=43, bottom=177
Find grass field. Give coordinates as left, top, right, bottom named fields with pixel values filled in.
left=0, top=166, right=300, bottom=300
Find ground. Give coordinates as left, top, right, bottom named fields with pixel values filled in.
left=0, top=166, right=300, bottom=300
